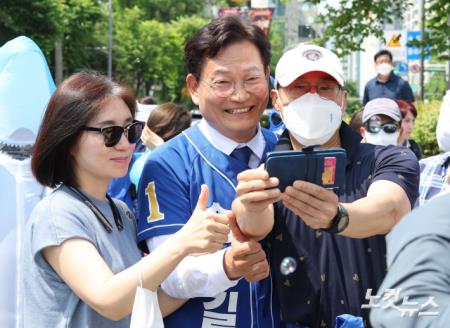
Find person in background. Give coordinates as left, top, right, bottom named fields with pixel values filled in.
left=348, top=109, right=363, bottom=135
left=135, top=96, right=157, bottom=127
left=136, top=15, right=279, bottom=328
left=415, top=89, right=450, bottom=207
left=130, top=103, right=192, bottom=189
left=232, top=43, right=419, bottom=327
left=23, top=71, right=230, bottom=327
left=396, top=99, right=422, bottom=160
left=370, top=192, right=450, bottom=327
left=360, top=98, right=402, bottom=146
left=362, top=49, right=414, bottom=105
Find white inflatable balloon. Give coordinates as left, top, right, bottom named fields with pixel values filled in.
left=0, top=36, right=55, bottom=327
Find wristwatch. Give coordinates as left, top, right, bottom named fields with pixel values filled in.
left=322, top=203, right=349, bottom=234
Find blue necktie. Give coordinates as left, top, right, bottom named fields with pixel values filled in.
left=230, top=146, right=253, bottom=167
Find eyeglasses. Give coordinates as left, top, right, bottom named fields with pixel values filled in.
left=366, top=121, right=399, bottom=134
left=203, top=75, right=267, bottom=98
left=286, top=81, right=342, bottom=100
left=83, top=121, right=144, bottom=147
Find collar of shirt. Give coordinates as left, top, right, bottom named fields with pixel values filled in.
left=421, top=152, right=450, bottom=169
left=197, top=119, right=265, bottom=166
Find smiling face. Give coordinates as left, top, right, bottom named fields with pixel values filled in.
left=71, top=97, right=135, bottom=193
left=186, top=40, right=269, bottom=143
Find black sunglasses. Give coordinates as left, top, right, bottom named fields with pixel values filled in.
left=366, top=121, right=399, bottom=134
left=83, top=121, right=144, bottom=147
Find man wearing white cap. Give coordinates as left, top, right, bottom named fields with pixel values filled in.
left=232, top=44, right=420, bottom=327
left=360, top=98, right=402, bottom=146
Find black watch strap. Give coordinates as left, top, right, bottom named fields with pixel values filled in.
left=321, top=203, right=349, bottom=234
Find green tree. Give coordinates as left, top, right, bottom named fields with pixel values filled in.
left=305, top=0, right=449, bottom=62
left=269, top=18, right=285, bottom=76
left=59, top=0, right=106, bottom=75
left=0, top=0, right=64, bottom=56
left=344, top=80, right=362, bottom=116
left=116, top=0, right=205, bottom=21
left=113, top=7, right=208, bottom=103
left=113, top=7, right=164, bottom=95
left=424, top=73, right=447, bottom=100
left=166, top=16, right=210, bottom=103
left=0, top=0, right=106, bottom=78
left=413, top=100, right=441, bottom=157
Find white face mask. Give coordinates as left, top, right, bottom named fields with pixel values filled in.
left=364, top=130, right=399, bottom=146
left=280, top=93, right=343, bottom=147
left=376, top=63, right=393, bottom=76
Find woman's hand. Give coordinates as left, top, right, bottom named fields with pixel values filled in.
left=174, top=184, right=230, bottom=256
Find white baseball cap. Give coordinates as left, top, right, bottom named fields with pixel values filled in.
left=275, top=44, right=344, bottom=87
left=362, top=98, right=402, bottom=123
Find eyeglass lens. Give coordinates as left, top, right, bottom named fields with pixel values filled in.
left=368, top=122, right=398, bottom=134
left=103, top=122, right=143, bottom=147
left=287, top=82, right=340, bottom=100
left=206, top=75, right=267, bottom=98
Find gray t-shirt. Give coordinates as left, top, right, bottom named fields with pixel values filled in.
left=23, top=185, right=142, bottom=328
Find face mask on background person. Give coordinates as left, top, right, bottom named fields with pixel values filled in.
left=364, top=130, right=400, bottom=146
left=280, top=92, right=342, bottom=147
left=376, top=63, right=393, bottom=76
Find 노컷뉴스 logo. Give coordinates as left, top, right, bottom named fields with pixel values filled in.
left=362, top=288, right=440, bottom=317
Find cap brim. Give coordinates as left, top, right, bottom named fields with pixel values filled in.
left=277, top=63, right=344, bottom=87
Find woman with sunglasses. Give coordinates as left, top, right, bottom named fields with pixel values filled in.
left=23, top=71, right=230, bottom=327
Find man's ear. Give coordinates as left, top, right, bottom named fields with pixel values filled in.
left=270, top=89, right=282, bottom=113
left=360, top=127, right=367, bottom=142
left=186, top=73, right=199, bottom=106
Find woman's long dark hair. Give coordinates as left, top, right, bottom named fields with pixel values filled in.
left=32, top=71, right=136, bottom=188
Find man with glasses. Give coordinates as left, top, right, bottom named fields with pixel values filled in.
left=231, top=44, right=420, bottom=327
left=360, top=98, right=402, bottom=146
left=136, top=15, right=281, bottom=327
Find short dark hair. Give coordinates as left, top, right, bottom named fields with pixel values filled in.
left=147, top=103, right=191, bottom=141
left=139, top=96, right=156, bottom=105
left=348, top=110, right=364, bottom=133
left=184, top=15, right=271, bottom=80
left=32, top=71, right=136, bottom=188
left=374, top=49, right=393, bottom=62
left=396, top=99, right=418, bottom=118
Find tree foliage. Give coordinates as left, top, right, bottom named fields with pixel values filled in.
left=0, top=0, right=105, bottom=75
left=307, top=0, right=449, bottom=60
left=116, top=0, right=205, bottom=22
left=413, top=100, right=441, bottom=157
left=113, top=7, right=208, bottom=102
left=0, top=0, right=64, bottom=55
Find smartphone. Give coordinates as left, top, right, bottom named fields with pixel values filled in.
left=265, top=148, right=347, bottom=191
